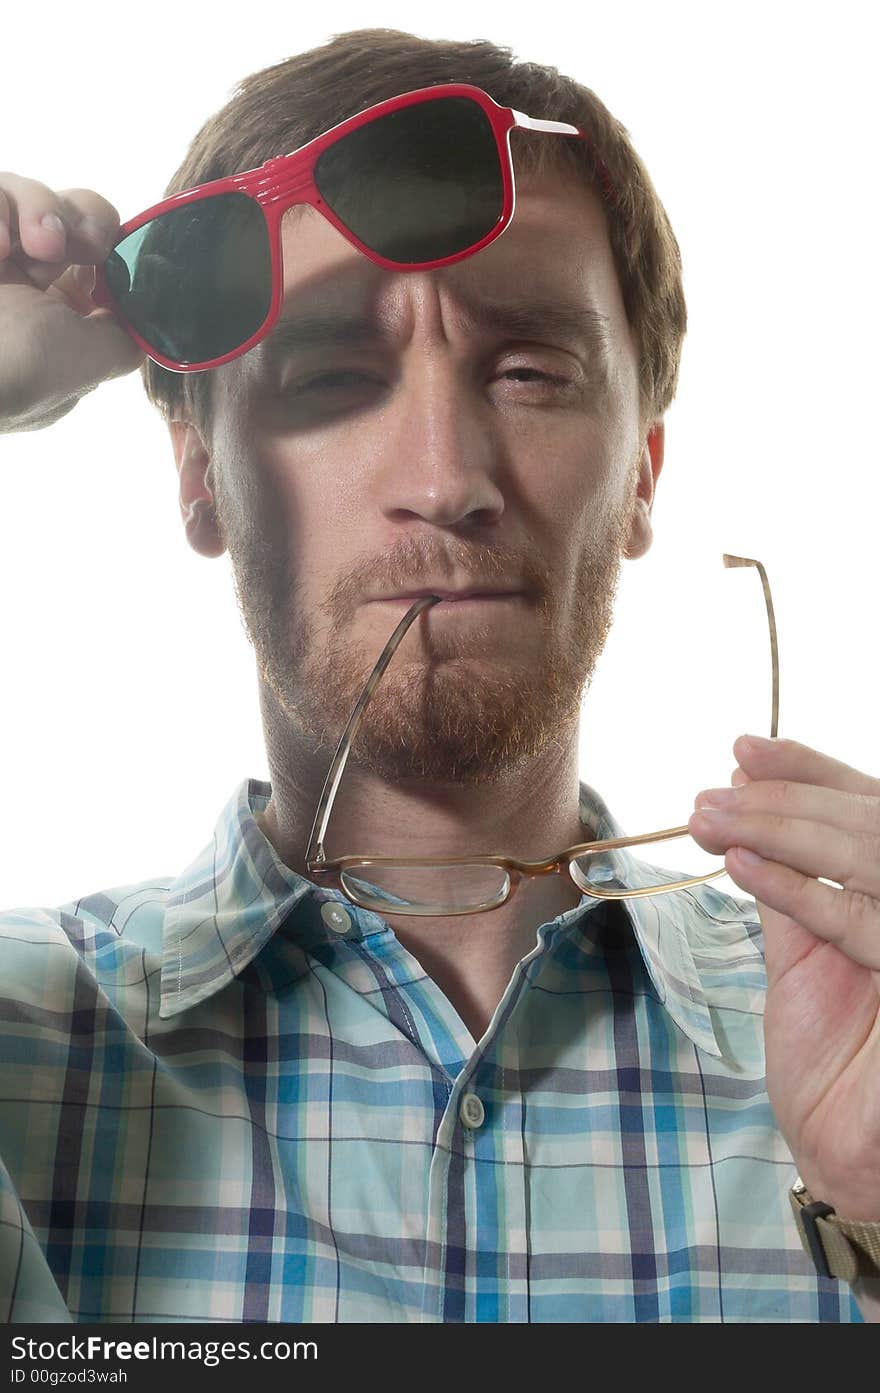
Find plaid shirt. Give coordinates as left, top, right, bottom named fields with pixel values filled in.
left=0, top=777, right=861, bottom=1323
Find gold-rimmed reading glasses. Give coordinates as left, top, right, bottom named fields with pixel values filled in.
left=305, top=553, right=778, bottom=916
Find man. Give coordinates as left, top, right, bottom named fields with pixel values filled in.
left=0, top=29, right=877, bottom=1323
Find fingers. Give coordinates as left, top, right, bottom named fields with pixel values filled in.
left=733, top=734, right=880, bottom=799
left=690, top=799, right=880, bottom=898
left=694, top=776, right=880, bottom=840
left=0, top=173, right=142, bottom=428
left=722, top=847, right=880, bottom=972
left=0, top=173, right=120, bottom=292
left=689, top=734, right=880, bottom=973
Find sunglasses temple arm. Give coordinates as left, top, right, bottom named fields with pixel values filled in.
left=510, top=110, right=622, bottom=213
left=510, top=110, right=581, bottom=137
left=305, top=595, right=442, bottom=865
left=722, top=553, right=780, bottom=738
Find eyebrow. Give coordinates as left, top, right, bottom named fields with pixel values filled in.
left=257, top=296, right=613, bottom=369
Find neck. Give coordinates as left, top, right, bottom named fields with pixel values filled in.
left=256, top=690, right=589, bottom=1042
left=258, top=690, right=587, bottom=868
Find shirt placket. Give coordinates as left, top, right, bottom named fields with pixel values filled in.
left=420, top=961, right=539, bottom=1323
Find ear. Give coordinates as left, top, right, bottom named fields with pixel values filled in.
left=168, top=419, right=226, bottom=559
left=623, top=420, right=664, bottom=560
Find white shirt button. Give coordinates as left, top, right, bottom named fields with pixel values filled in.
left=459, top=1092, right=485, bottom=1130
left=320, top=901, right=352, bottom=935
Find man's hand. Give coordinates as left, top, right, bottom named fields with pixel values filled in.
left=0, top=171, right=144, bottom=432
left=688, top=735, right=880, bottom=1223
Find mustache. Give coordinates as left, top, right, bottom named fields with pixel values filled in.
left=325, top=536, right=552, bottom=619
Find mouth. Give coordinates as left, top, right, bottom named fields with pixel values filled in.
left=368, top=589, right=526, bottom=606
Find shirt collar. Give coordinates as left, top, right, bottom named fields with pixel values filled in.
left=576, top=781, right=722, bottom=1057
left=160, top=777, right=723, bottom=1055
left=159, top=778, right=309, bottom=1019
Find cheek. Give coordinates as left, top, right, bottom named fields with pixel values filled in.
left=527, top=428, right=622, bottom=536
left=217, top=421, right=370, bottom=611
left=542, top=462, right=636, bottom=603
left=234, top=450, right=293, bottom=543
left=261, top=455, right=368, bottom=607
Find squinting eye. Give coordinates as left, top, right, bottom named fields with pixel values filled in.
left=500, top=367, right=576, bottom=392
left=504, top=368, right=562, bottom=382
left=291, top=371, right=377, bottom=392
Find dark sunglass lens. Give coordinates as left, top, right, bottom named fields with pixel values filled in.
left=103, top=192, right=272, bottom=366
left=314, top=96, right=504, bottom=264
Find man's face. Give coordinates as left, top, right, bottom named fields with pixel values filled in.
left=184, top=169, right=660, bottom=786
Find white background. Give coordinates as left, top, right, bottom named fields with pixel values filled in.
left=1, top=1, right=877, bottom=908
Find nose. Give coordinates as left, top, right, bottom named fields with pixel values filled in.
left=372, top=354, right=505, bottom=530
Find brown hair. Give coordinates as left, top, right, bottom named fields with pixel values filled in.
left=140, top=28, right=686, bottom=443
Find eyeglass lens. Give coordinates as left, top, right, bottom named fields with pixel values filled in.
left=340, top=861, right=512, bottom=915
left=314, top=96, right=505, bottom=263
left=337, top=830, right=727, bottom=914
left=103, top=191, right=273, bottom=366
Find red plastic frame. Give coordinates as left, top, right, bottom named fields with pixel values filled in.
left=90, top=83, right=612, bottom=374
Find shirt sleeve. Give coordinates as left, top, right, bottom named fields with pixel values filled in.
left=0, top=1152, right=71, bottom=1322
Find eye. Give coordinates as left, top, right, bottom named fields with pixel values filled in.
left=496, top=363, right=579, bottom=398
left=290, top=370, right=378, bottom=393
left=502, top=367, right=566, bottom=383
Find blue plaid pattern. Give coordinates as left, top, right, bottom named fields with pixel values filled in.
left=0, top=777, right=861, bottom=1322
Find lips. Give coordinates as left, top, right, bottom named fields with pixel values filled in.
left=370, top=588, right=524, bottom=603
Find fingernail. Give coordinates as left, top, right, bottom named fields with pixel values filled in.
left=40, top=212, right=65, bottom=238
left=735, top=847, right=764, bottom=866
left=740, top=734, right=776, bottom=750
left=695, top=787, right=735, bottom=808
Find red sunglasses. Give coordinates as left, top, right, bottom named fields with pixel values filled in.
left=91, top=82, right=616, bottom=374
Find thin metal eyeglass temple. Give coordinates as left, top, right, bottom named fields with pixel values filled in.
left=306, top=595, right=442, bottom=865
left=722, top=553, right=779, bottom=738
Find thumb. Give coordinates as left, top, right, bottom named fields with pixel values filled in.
left=751, top=888, right=818, bottom=990
left=50, top=266, right=146, bottom=386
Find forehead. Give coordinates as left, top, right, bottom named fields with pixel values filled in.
left=263, top=169, right=631, bottom=348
